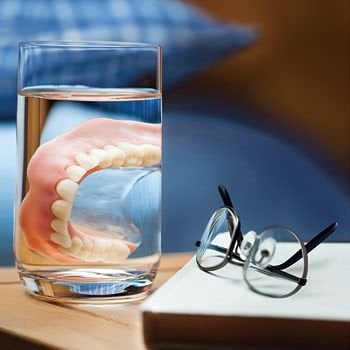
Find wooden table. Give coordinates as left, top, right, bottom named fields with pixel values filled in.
left=0, top=253, right=192, bottom=349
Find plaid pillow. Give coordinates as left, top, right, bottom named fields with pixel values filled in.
left=0, top=0, right=257, bottom=119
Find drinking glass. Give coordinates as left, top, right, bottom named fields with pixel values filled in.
left=15, top=41, right=162, bottom=303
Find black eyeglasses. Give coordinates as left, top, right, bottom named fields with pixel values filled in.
left=195, top=185, right=337, bottom=298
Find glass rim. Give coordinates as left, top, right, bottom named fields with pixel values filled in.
left=19, top=40, right=161, bottom=50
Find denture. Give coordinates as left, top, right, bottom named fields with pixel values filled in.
left=19, top=118, right=161, bottom=264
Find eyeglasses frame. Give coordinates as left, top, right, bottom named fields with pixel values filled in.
left=195, top=185, right=338, bottom=297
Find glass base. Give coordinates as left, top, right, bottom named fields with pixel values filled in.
left=18, top=266, right=155, bottom=303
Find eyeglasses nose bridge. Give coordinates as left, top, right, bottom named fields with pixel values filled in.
left=240, top=230, right=257, bottom=258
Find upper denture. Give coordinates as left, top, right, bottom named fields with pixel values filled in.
left=19, top=118, right=161, bottom=264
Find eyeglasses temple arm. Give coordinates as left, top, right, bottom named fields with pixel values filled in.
left=263, top=265, right=306, bottom=286
left=272, top=222, right=338, bottom=270
left=218, top=185, right=244, bottom=244
left=218, top=185, right=233, bottom=208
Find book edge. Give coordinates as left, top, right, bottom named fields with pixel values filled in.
left=143, top=311, right=350, bottom=349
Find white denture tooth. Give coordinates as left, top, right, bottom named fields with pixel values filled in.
left=75, top=238, right=94, bottom=259
left=56, top=179, right=79, bottom=202
left=86, top=239, right=111, bottom=262
left=105, top=241, right=131, bottom=262
left=50, top=232, right=72, bottom=248
left=75, top=152, right=99, bottom=171
left=103, top=145, right=125, bottom=167
left=140, top=144, right=161, bottom=166
left=64, top=236, right=83, bottom=255
left=89, top=148, right=112, bottom=168
left=51, top=199, right=72, bottom=221
left=98, top=240, right=112, bottom=261
left=117, top=142, right=144, bottom=167
left=50, top=219, right=69, bottom=235
left=66, top=165, right=86, bottom=182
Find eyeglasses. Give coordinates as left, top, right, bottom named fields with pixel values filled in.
left=195, top=185, right=337, bottom=298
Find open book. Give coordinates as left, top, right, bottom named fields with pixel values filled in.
left=142, top=243, right=350, bottom=349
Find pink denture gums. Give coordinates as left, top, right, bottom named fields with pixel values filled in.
left=19, top=118, right=161, bottom=264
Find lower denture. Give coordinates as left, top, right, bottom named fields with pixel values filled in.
left=19, top=118, right=161, bottom=264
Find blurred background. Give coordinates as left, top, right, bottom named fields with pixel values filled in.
left=0, top=0, right=349, bottom=265
left=187, top=0, right=349, bottom=186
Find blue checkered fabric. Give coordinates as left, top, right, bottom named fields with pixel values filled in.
left=0, top=0, right=257, bottom=119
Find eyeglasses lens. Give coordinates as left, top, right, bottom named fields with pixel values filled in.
left=243, top=227, right=307, bottom=297
left=196, top=208, right=237, bottom=269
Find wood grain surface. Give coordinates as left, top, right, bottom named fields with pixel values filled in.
left=0, top=253, right=193, bottom=350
